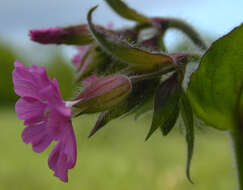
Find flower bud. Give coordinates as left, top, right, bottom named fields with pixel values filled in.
left=69, top=75, right=132, bottom=114
left=72, top=46, right=90, bottom=67
left=29, top=25, right=93, bottom=45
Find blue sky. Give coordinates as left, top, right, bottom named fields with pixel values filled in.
left=1, top=0, right=243, bottom=55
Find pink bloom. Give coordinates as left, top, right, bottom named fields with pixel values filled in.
left=13, top=61, right=77, bottom=182
left=29, top=27, right=65, bottom=44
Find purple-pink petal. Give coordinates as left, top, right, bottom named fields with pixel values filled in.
left=13, top=61, right=51, bottom=98
left=22, top=123, right=53, bottom=153
left=48, top=121, right=77, bottom=182
left=15, top=97, right=47, bottom=125
left=13, top=61, right=77, bottom=182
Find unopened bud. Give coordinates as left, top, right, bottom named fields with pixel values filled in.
left=29, top=25, right=93, bottom=45
left=71, top=75, right=132, bottom=113
left=72, top=46, right=90, bottom=67
left=75, top=46, right=108, bottom=82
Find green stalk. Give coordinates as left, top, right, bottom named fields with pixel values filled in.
left=167, top=18, right=207, bottom=50
left=230, top=126, right=243, bottom=190
left=130, top=65, right=175, bottom=83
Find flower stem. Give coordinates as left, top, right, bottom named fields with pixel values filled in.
left=230, top=125, right=243, bottom=190
left=167, top=18, right=208, bottom=50
left=130, top=65, right=175, bottom=83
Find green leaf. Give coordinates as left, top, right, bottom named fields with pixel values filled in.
left=87, top=6, right=173, bottom=72
left=146, top=73, right=181, bottom=140
left=134, top=97, right=154, bottom=120
left=160, top=104, right=179, bottom=135
left=187, top=24, right=243, bottom=130
left=104, top=0, right=150, bottom=23
left=238, top=88, right=243, bottom=128
left=89, top=78, right=160, bottom=137
left=180, top=90, right=194, bottom=183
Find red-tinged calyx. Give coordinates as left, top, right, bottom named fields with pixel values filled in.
left=71, top=75, right=132, bottom=114
left=29, top=25, right=93, bottom=45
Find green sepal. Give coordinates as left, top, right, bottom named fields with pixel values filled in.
left=180, top=90, right=194, bottom=183
left=160, top=103, right=179, bottom=136
left=75, top=45, right=99, bottom=81
left=87, top=6, right=173, bottom=72
left=146, top=73, right=181, bottom=140
left=88, top=78, right=160, bottom=137
left=63, top=24, right=94, bottom=45
left=104, top=0, right=150, bottom=23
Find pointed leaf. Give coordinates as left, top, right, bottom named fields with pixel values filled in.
left=134, top=97, right=154, bottom=120
left=160, top=104, right=179, bottom=135
left=89, top=78, right=160, bottom=137
left=180, top=90, right=194, bottom=183
left=87, top=7, right=173, bottom=71
left=146, top=73, right=181, bottom=140
left=104, top=0, right=150, bottom=23
left=187, top=24, right=243, bottom=130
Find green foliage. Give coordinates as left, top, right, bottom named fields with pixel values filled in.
left=104, top=0, right=150, bottom=23
left=87, top=6, right=173, bottom=72
left=180, top=90, right=194, bottom=183
left=0, top=42, right=18, bottom=104
left=146, top=73, right=181, bottom=140
left=239, top=89, right=243, bottom=128
left=187, top=24, right=243, bottom=130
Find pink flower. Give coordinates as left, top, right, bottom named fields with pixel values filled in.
left=12, top=61, right=77, bottom=182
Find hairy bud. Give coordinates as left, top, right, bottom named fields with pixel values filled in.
left=69, top=75, right=132, bottom=114
left=29, top=25, right=93, bottom=45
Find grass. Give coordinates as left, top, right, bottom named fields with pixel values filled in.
left=0, top=107, right=237, bottom=190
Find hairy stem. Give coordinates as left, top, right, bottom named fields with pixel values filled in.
left=167, top=18, right=207, bottom=50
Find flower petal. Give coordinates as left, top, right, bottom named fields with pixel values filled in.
left=48, top=121, right=77, bottom=182
left=15, top=97, right=47, bottom=125
left=22, top=123, right=53, bottom=153
left=13, top=61, right=51, bottom=98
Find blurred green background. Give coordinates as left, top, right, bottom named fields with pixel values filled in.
left=0, top=40, right=238, bottom=190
